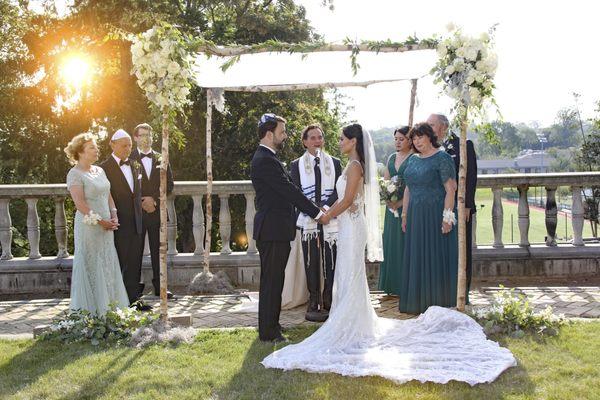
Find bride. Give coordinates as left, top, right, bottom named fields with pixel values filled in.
left=262, top=123, right=516, bottom=385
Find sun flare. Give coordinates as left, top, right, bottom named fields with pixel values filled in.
left=59, top=54, right=93, bottom=90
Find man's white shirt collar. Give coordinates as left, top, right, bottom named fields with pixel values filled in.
left=259, top=144, right=276, bottom=154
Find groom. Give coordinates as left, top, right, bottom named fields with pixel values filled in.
left=100, top=129, right=151, bottom=311
left=251, top=113, right=329, bottom=342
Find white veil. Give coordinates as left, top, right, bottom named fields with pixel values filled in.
left=362, top=128, right=384, bottom=262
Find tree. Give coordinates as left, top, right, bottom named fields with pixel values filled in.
left=0, top=0, right=344, bottom=255
left=575, top=101, right=600, bottom=237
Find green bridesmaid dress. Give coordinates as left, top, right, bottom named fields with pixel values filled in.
left=399, top=151, right=458, bottom=314
left=378, top=153, right=409, bottom=295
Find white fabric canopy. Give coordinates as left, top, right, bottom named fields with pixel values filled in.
left=193, top=49, right=436, bottom=91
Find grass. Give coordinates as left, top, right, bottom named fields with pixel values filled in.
left=1, top=322, right=600, bottom=399
left=474, top=188, right=595, bottom=245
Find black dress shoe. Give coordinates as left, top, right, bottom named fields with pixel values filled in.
left=305, top=309, right=329, bottom=322
left=271, top=335, right=289, bottom=344
left=131, top=301, right=153, bottom=312
left=154, top=290, right=174, bottom=299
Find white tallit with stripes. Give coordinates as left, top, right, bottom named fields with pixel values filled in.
left=296, top=150, right=338, bottom=245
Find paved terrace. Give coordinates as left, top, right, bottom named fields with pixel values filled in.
left=2, top=286, right=599, bottom=339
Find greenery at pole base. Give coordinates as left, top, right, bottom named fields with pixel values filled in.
left=469, top=286, right=567, bottom=338
left=40, top=303, right=158, bottom=346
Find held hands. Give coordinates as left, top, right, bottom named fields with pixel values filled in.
left=317, top=212, right=331, bottom=225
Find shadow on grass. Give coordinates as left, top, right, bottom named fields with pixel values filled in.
left=216, top=326, right=536, bottom=400
left=0, top=338, right=144, bottom=399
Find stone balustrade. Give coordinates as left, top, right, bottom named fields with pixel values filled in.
left=1, top=172, right=599, bottom=295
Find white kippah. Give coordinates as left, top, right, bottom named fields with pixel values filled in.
left=111, top=129, right=131, bottom=141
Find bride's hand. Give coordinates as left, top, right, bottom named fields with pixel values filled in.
left=401, top=215, right=407, bottom=232
left=441, top=221, right=452, bottom=234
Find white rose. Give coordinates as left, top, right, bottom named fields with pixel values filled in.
left=465, top=74, right=475, bottom=85
left=444, top=64, right=456, bottom=75
left=475, top=73, right=485, bottom=83
left=479, top=32, right=490, bottom=42
left=146, top=83, right=157, bottom=93
left=469, top=87, right=481, bottom=104
left=455, top=46, right=466, bottom=58
left=167, top=61, right=181, bottom=75
left=446, top=22, right=456, bottom=32
left=386, top=183, right=396, bottom=194
left=465, top=48, right=478, bottom=61
left=483, top=80, right=493, bottom=90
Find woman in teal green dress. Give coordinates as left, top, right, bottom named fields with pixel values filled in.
left=400, top=123, right=458, bottom=314
left=378, top=126, right=412, bottom=295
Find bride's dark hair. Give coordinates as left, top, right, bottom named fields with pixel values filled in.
left=342, top=123, right=366, bottom=170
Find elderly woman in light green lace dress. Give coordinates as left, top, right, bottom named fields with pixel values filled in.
left=65, top=133, right=129, bottom=315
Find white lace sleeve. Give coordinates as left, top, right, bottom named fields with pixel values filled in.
left=66, top=168, right=84, bottom=190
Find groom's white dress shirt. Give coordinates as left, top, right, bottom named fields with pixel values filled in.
left=112, top=153, right=134, bottom=192
left=259, top=144, right=323, bottom=220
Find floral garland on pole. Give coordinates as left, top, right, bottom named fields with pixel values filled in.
left=130, top=25, right=193, bottom=321
left=430, top=24, right=498, bottom=311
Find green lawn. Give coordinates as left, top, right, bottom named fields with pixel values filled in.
left=474, top=189, right=595, bottom=245
left=1, top=322, right=600, bottom=399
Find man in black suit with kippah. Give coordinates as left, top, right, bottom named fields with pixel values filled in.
left=251, top=113, right=329, bottom=342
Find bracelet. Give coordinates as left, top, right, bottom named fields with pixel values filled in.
left=110, top=208, right=117, bottom=213
left=83, top=210, right=102, bottom=226
left=442, top=208, right=456, bottom=226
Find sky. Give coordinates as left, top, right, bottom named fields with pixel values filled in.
left=295, top=0, right=600, bottom=129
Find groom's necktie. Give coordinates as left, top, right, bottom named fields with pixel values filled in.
left=314, top=157, right=322, bottom=207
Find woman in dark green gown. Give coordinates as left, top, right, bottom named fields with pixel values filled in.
left=399, top=123, right=458, bottom=314
left=378, top=127, right=412, bottom=295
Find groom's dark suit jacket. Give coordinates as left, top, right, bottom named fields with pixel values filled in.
left=251, top=145, right=320, bottom=242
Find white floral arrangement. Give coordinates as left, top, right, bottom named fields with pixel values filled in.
left=431, top=23, right=498, bottom=114
left=378, top=175, right=403, bottom=218
left=83, top=210, right=102, bottom=226
left=130, top=25, right=193, bottom=113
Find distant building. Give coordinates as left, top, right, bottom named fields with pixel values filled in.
left=478, top=150, right=555, bottom=174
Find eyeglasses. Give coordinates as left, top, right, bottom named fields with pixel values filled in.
left=258, top=113, right=277, bottom=127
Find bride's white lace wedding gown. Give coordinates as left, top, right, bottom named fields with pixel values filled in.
left=262, top=164, right=516, bottom=385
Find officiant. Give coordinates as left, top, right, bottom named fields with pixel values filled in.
left=290, top=124, right=342, bottom=322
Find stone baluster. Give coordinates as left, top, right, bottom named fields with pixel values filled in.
left=244, top=192, right=257, bottom=254
left=25, top=198, right=41, bottom=259
left=219, top=194, right=232, bottom=254
left=192, top=194, right=205, bottom=255
left=0, top=199, right=13, bottom=260
left=517, top=184, right=530, bottom=247
left=544, top=186, right=558, bottom=246
left=54, top=197, right=69, bottom=258
left=166, top=194, right=178, bottom=255
left=492, top=188, right=504, bottom=248
left=571, top=186, right=585, bottom=246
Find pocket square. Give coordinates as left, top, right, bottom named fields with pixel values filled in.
left=137, top=174, right=143, bottom=179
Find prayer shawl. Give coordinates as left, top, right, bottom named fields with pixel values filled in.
left=296, top=151, right=338, bottom=245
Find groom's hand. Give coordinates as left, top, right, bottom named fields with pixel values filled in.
left=318, top=213, right=331, bottom=225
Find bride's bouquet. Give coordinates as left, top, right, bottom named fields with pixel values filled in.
left=378, top=176, right=403, bottom=218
